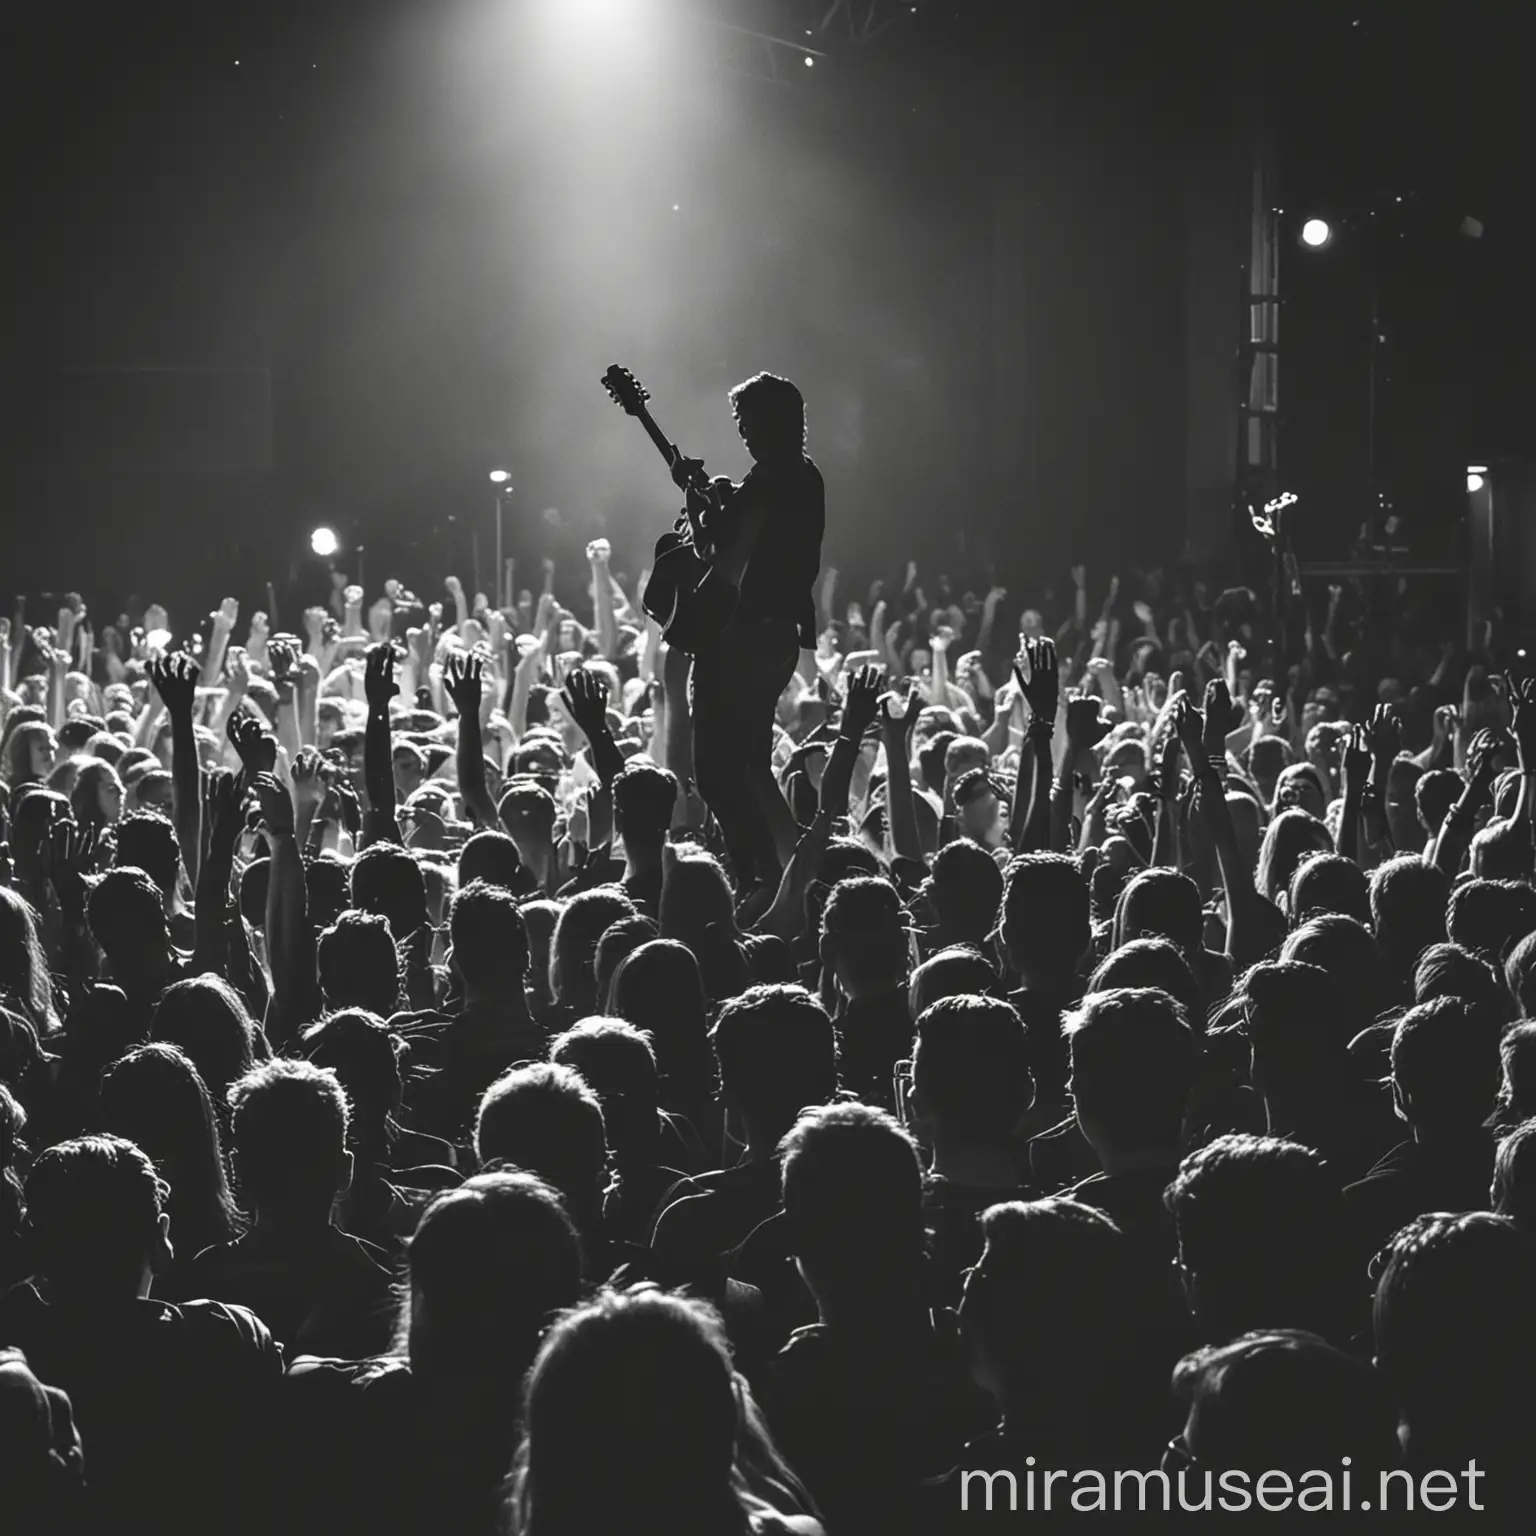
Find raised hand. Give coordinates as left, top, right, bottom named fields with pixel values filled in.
left=1174, top=693, right=1206, bottom=770
left=251, top=772, right=296, bottom=838
left=248, top=611, right=270, bottom=648
left=224, top=646, right=251, bottom=692
left=1157, top=725, right=1182, bottom=801
left=1367, top=703, right=1402, bottom=773
left=560, top=666, right=610, bottom=740
left=1065, top=695, right=1112, bottom=757
left=445, top=651, right=487, bottom=719
left=445, top=575, right=465, bottom=603
left=929, top=626, right=956, bottom=655
left=291, top=747, right=331, bottom=809
left=1506, top=674, right=1536, bottom=767
left=1134, top=601, right=1155, bottom=625
left=364, top=643, right=399, bottom=710
left=1466, top=728, right=1502, bottom=796
left=228, top=709, right=278, bottom=778
left=1200, top=679, right=1243, bottom=763
left=840, top=665, right=885, bottom=741
left=1432, top=704, right=1458, bottom=748
left=586, top=539, right=611, bottom=565
left=1013, top=636, right=1059, bottom=732
left=203, top=769, right=244, bottom=857
left=268, top=636, right=300, bottom=686
left=1341, top=724, right=1372, bottom=800
left=879, top=681, right=922, bottom=748
left=304, top=607, right=328, bottom=647
left=1070, top=565, right=1086, bottom=590
left=147, top=652, right=199, bottom=717
left=48, top=818, right=103, bottom=915
left=212, top=597, right=240, bottom=634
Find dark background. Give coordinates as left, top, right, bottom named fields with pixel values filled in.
left=2, top=0, right=1531, bottom=625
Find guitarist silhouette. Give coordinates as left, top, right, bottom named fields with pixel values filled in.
left=672, top=371, right=824, bottom=892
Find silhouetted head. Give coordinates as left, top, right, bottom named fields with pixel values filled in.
left=550, top=888, right=635, bottom=1015
left=475, top=1063, right=607, bottom=1238
left=24, top=1134, right=171, bottom=1300
left=318, top=911, right=403, bottom=1017
left=1068, top=987, right=1196, bottom=1161
left=150, top=975, right=257, bottom=1115
left=710, top=983, right=837, bottom=1149
left=450, top=880, right=530, bottom=998
left=911, top=993, right=1033, bottom=1150
left=511, top=1288, right=753, bottom=1535
left=1166, top=1133, right=1350, bottom=1345
left=729, top=371, right=806, bottom=463
left=1172, top=1330, right=1400, bottom=1477
left=227, top=1059, right=351, bottom=1223
left=404, top=1170, right=582, bottom=1391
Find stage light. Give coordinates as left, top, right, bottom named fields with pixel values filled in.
left=1468, top=464, right=1488, bottom=475
left=804, top=55, right=814, bottom=66
left=310, top=526, right=341, bottom=558
left=1467, top=473, right=1485, bottom=493
left=488, top=468, right=511, bottom=485
left=1300, top=218, right=1333, bottom=249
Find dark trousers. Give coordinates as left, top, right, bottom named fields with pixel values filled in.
left=689, top=617, right=800, bottom=888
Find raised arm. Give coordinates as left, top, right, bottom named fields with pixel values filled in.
left=252, top=771, right=318, bottom=1049
left=1431, top=729, right=1498, bottom=878
left=201, top=597, right=239, bottom=687
left=588, top=541, right=618, bottom=661
left=1336, top=725, right=1369, bottom=865
left=148, top=653, right=203, bottom=887
left=267, top=637, right=304, bottom=772
left=363, top=643, right=402, bottom=845
left=879, top=681, right=925, bottom=868
left=1012, top=637, right=1059, bottom=854
left=1360, top=704, right=1401, bottom=863
left=1150, top=723, right=1183, bottom=870
left=1182, top=682, right=1269, bottom=967
left=194, top=769, right=243, bottom=978
left=1508, top=675, right=1536, bottom=847
left=445, top=651, right=501, bottom=829
left=561, top=666, right=627, bottom=788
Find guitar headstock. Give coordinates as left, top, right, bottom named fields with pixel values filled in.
left=602, top=365, right=650, bottom=416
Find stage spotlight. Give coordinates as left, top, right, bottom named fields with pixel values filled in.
left=488, top=469, right=511, bottom=485
left=1300, top=218, right=1333, bottom=249
left=310, top=526, right=341, bottom=558
left=1467, top=473, right=1485, bottom=493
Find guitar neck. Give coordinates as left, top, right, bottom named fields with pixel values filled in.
left=634, top=404, right=682, bottom=472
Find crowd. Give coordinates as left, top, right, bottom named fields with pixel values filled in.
left=0, top=542, right=1534, bottom=1534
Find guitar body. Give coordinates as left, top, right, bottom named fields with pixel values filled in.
left=642, top=527, right=740, bottom=655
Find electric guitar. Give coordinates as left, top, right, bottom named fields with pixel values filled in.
left=602, top=364, right=752, bottom=654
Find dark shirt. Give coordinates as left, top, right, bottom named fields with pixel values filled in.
left=400, top=1002, right=548, bottom=1146
left=184, top=1224, right=396, bottom=1359
left=765, top=1311, right=991, bottom=1536
left=651, top=1160, right=784, bottom=1292
left=923, top=1174, right=1037, bottom=1310
left=1064, top=1160, right=1186, bottom=1293
left=0, top=1283, right=282, bottom=1533
left=1007, top=982, right=1083, bottom=1116
left=720, top=455, right=825, bottom=646
left=283, top=1355, right=516, bottom=1536
left=1343, top=1130, right=1495, bottom=1263
left=837, top=990, right=914, bottom=1113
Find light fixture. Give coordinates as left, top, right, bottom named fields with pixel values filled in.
left=310, top=526, right=341, bottom=558
left=1300, top=218, right=1333, bottom=250
left=488, top=469, right=511, bottom=486
left=1467, top=473, right=1486, bottom=493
